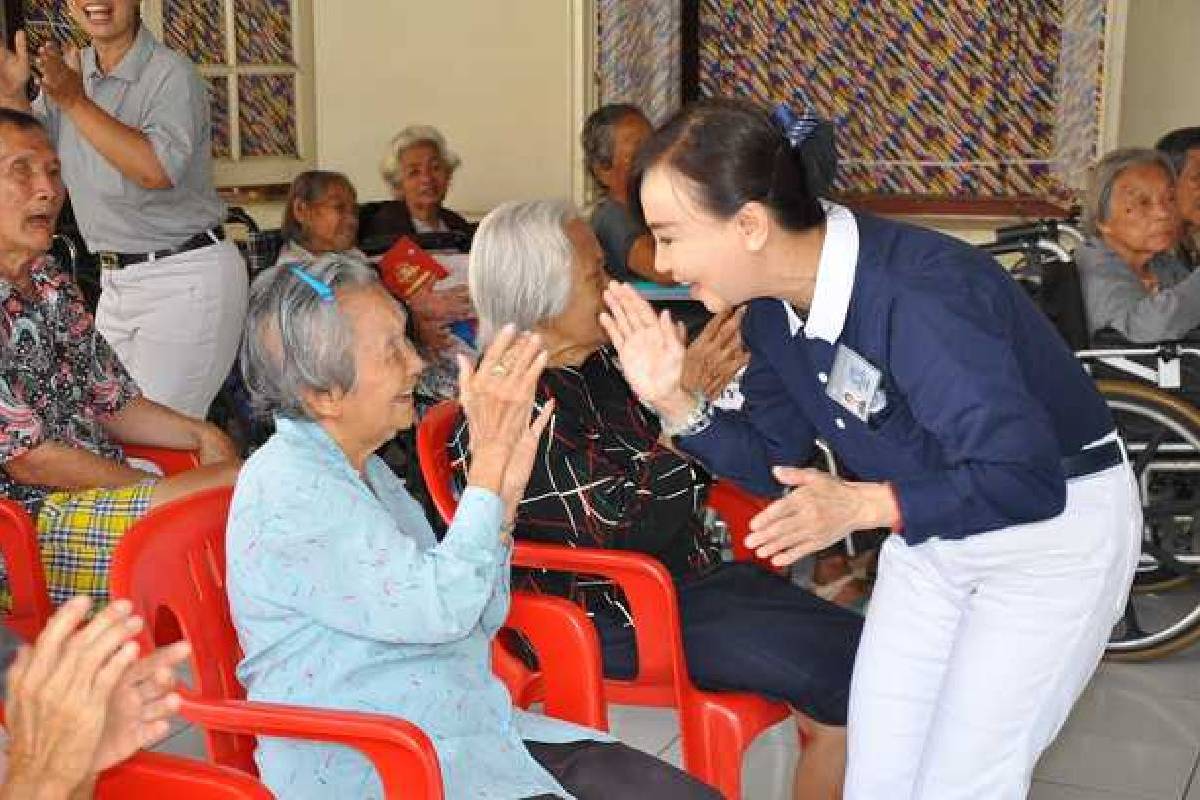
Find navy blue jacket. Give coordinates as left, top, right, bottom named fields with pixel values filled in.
left=680, top=213, right=1114, bottom=544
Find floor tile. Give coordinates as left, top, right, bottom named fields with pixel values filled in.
left=1034, top=730, right=1196, bottom=798
left=606, top=704, right=680, bottom=757
left=1064, top=680, right=1200, bottom=747
left=1029, top=780, right=1163, bottom=799
left=657, top=727, right=798, bottom=799
left=1096, top=649, right=1200, bottom=702
left=1184, top=758, right=1200, bottom=800
left=151, top=721, right=207, bottom=760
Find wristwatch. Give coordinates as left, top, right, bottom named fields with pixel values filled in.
left=659, top=391, right=714, bottom=438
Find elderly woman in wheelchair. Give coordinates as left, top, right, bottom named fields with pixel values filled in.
left=1000, top=148, right=1200, bottom=661
left=1076, top=147, right=1200, bottom=344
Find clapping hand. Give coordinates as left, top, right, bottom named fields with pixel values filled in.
left=3, top=597, right=190, bottom=796
left=457, top=324, right=554, bottom=523
left=0, top=31, right=31, bottom=108
left=35, top=42, right=84, bottom=111
left=599, top=282, right=687, bottom=407
left=409, top=286, right=473, bottom=352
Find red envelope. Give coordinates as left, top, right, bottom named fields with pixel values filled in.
left=377, top=236, right=449, bottom=300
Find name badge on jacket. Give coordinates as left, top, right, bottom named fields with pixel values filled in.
left=827, top=343, right=882, bottom=422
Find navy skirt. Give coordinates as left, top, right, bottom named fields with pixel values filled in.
left=594, top=562, right=863, bottom=726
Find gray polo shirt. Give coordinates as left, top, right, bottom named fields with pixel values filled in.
left=33, top=25, right=225, bottom=253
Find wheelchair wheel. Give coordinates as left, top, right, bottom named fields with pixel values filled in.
left=1098, top=380, right=1200, bottom=660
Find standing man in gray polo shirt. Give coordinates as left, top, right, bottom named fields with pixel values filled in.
left=0, top=0, right=247, bottom=419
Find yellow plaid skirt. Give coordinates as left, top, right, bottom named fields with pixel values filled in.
left=30, top=482, right=154, bottom=606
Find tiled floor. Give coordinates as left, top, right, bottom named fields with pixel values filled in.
left=154, top=645, right=1200, bottom=798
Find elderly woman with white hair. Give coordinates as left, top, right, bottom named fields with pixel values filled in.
left=1077, top=147, right=1200, bottom=343
left=359, top=124, right=474, bottom=241
left=450, top=200, right=863, bottom=800
left=227, top=253, right=718, bottom=799
left=359, top=124, right=475, bottom=377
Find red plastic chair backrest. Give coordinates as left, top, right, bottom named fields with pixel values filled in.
left=95, top=750, right=272, bottom=799
left=122, top=444, right=202, bottom=475
left=110, top=488, right=447, bottom=799
left=0, top=445, right=201, bottom=641
left=415, top=400, right=462, bottom=525
left=416, top=401, right=692, bottom=694
left=0, top=499, right=53, bottom=641
left=109, top=486, right=252, bottom=769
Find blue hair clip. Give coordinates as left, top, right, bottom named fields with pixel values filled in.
left=287, top=263, right=336, bottom=303
left=771, top=100, right=821, bottom=150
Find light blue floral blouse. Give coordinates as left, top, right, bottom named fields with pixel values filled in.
left=227, top=416, right=606, bottom=799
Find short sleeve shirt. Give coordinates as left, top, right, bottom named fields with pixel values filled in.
left=32, top=25, right=225, bottom=252
left=0, top=258, right=140, bottom=514
left=590, top=198, right=645, bottom=282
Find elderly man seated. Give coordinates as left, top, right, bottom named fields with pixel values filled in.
left=0, top=108, right=239, bottom=606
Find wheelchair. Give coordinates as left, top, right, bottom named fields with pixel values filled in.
left=979, top=219, right=1200, bottom=661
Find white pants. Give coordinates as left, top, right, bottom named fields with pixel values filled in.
left=96, top=239, right=249, bottom=418
left=845, top=462, right=1141, bottom=799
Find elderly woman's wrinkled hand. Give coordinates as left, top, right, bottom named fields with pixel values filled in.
left=408, top=286, right=473, bottom=352
left=457, top=325, right=551, bottom=510
left=2, top=598, right=149, bottom=795
left=681, top=307, right=749, bottom=400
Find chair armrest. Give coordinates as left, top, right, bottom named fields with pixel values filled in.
left=708, top=479, right=781, bottom=573
left=180, top=697, right=444, bottom=800
left=512, top=543, right=690, bottom=694
left=122, top=444, right=201, bottom=476
left=0, top=498, right=52, bottom=639
left=505, top=590, right=607, bottom=731
left=95, top=750, right=272, bottom=798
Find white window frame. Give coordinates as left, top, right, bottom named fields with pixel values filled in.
left=142, top=0, right=316, bottom=188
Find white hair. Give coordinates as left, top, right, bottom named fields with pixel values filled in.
left=1083, top=148, right=1176, bottom=238
left=380, top=124, right=462, bottom=188
left=469, top=199, right=579, bottom=344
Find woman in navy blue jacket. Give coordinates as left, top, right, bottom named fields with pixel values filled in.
left=599, top=98, right=1141, bottom=799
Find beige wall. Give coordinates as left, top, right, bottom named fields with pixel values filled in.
left=250, top=1, right=1185, bottom=239
left=310, top=0, right=589, bottom=219
left=1117, top=0, right=1200, bottom=148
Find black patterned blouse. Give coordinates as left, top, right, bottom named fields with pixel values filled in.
left=450, top=346, right=719, bottom=614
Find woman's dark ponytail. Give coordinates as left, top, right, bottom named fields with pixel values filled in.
left=630, top=97, right=830, bottom=233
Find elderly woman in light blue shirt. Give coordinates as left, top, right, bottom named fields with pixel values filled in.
left=227, top=254, right=716, bottom=799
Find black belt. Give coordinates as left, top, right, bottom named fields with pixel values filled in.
left=1061, top=440, right=1123, bottom=480
left=96, top=227, right=225, bottom=270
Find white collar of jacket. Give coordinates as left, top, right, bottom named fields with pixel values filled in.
left=782, top=201, right=860, bottom=342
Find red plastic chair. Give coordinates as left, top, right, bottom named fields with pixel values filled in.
left=0, top=445, right=200, bottom=640
left=110, top=485, right=608, bottom=797
left=0, top=499, right=52, bottom=642
left=417, top=400, right=794, bottom=799
left=95, top=750, right=273, bottom=798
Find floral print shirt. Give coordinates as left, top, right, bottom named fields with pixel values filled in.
left=0, top=257, right=139, bottom=514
